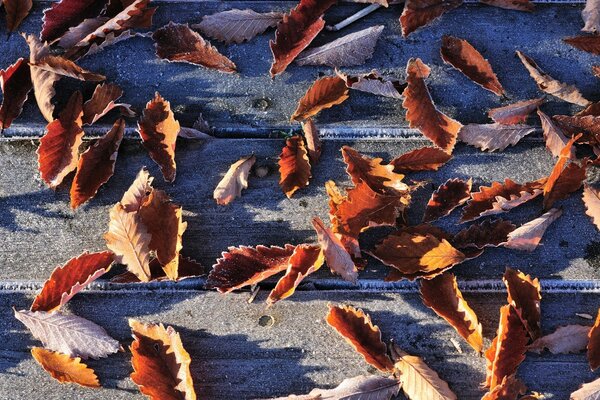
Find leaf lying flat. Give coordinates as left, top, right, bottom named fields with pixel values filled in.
left=400, top=0, right=462, bottom=37
left=453, top=219, right=515, bottom=250
left=312, top=217, right=358, bottom=283
left=31, top=347, right=100, bottom=388
left=503, top=268, right=541, bottom=340
left=292, top=75, right=350, bottom=121
left=537, top=109, right=572, bottom=158
left=82, top=82, right=134, bottom=125
left=4, top=0, right=33, bottom=32
left=421, top=273, right=483, bottom=353
left=26, top=34, right=61, bottom=123
left=423, top=178, right=472, bottom=223
left=589, top=310, right=600, bottom=370
left=14, top=309, right=120, bottom=359
left=583, top=0, right=600, bottom=33
left=302, top=118, right=321, bottom=164
left=528, top=325, right=590, bottom=354
left=40, top=0, right=105, bottom=42
left=129, top=320, right=196, bottom=400
left=296, top=25, right=384, bottom=67
left=488, top=98, right=544, bottom=125
left=517, top=51, right=590, bottom=106
left=37, top=90, right=84, bottom=189
left=390, top=146, right=452, bottom=172
left=269, top=375, right=401, bottom=400
left=206, top=245, right=296, bottom=293
left=153, top=22, right=237, bottom=73
left=31, top=251, right=113, bottom=312
left=572, top=376, right=600, bottom=399
left=278, top=135, right=312, bottom=198
left=214, top=155, right=256, bottom=205
left=458, top=123, right=535, bottom=152
left=32, top=56, right=106, bottom=81
left=583, top=184, right=600, bottom=230
left=564, top=35, right=600, bottom=55
left=0, top=57, right=32, bottom=131
left=440, top=35, right=504, bottom=96
left=504, top=208, right=563, bottom=252
left=403, top=58, right=462, bottom=153
left=337, top=69, right=406, bottom=99
left=193, top=9, right=283, bottom=44
left=326, top=304, right=394, bottom=372
left=480, top=0, right=533, bottom=11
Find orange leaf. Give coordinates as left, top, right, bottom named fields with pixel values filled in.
left=537, top=109, right=573, bottom=158
left=584, top=184, right=600, bottom=230
left=213, top=155, right=256, bottom=205
left=4, top=0, right=32, bottom=31
left=389, top=146, right=452, bottom=172
left=302, top=118, right=321, bottom=164
left=312, top=216, right=358, bottom=283
left=503, top=267, right=541, bottom=340
left=206, top=244, right=296, bottom=293
left=291, top=75, right=350, bottom=121
left=111, top=256, right=205, bottom=283
left=0, top=57, right=32, bottom=131
left=423, top=178, right=472, bottom=223
left=504, top=208, right=562, bottom=252
left=326, top=304, right=394, bottom=372
left=37, top=90, right=84, bottom=188
left=440, top=35, right=504, bottom=96
left=488, top=97, right=544, bottom=125
left=588, top=309, right=600, bottom=370
left=420, top=272, right=483, bottom=353
left=480, top=0, right=533, bottom=11
left=70, top=118, right=125, bottom=209
left=31, top=251, right=113, bottom=312
left=402, top=58, right=462, bottom=153
left=269, top=0, right=337, bottom=77
left=543, top=134, right=584, bottom=210
left=278, top=135, right=311, bottom=198
left=31, top=347, right=100, bottom=388
left=400, top=0, right=462, bottom=37
left=129, top=319, right=196, bottom=400
left=138, top=92, right=180, bottom=182
left=481, top=374, right=527, bottom=400
left=267, top=244, right=324, bottom=305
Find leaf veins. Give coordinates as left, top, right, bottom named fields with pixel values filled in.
left=291, top=75, right=350, bottom=121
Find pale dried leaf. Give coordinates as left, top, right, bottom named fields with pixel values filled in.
left=193, top=9, right=283, bottom=44
left=26, top=34, right=61, bottom=122
left=504, top=208, right=563, bottom=251
left=572, top=376, right=600, bottom=399
left=458, top=123, right=535, bottom=152
left=488, top=97, right=544, bottom=125
left=583, top=184, right=600, bottom=231
left=32, top=56, right=106, bottom=81
left=583, top=0, right=600, bottom=33
left=121, top=168, right=154, bottom=212
left=214, top=155, right=256, bottom=205
left=528, top=325, right=590, bottom=354
left=313, top=216, right=358, bottom=283
left=538, top=109, right=573, bottom=158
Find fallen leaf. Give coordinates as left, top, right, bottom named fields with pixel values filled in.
left=583, top=0, right=600, bottom=33
left=312, top=216, right=358, bottom=283
left=481, top=375, right=527, bottom=400
left=391, top=344, right=457, bottom=400
left=0, top=57, right=32, bottom=131
left=138, top=92, right=180, bottom=182
left=572, top=376, right=600, bottom=399
left=129, top=319, right=196, bottom=400
left=121, top=167, right=154, bottom=212
left=26, top=34, right=61, bottom=122
left=577, top=101, right=600, bottom=117
left=564, top=36, right=600, bottom=56
left=296, top=25, right=384, bottom=67
left=589, top=309, right=600, bottom=370
left=70, top=119, right=125, bottom=208
left=193, top=9, right=282, bottom=44
left=111, top=256, right=205, bottom=283
left=14, top=309, right=120, bottom=359
left=326, top=304, right=394, bottom=372
left=584, top=184, right=600, bottom=230
left=537, top=109, right=573, bottom=158
left=528, top=325, right=590, bottom=354
left=480, top=0, right=533, bottom=11
left=440, top=35, right=504, bottom=96
left=82, top=82, right=134, bottom=125
left=423, top=178, right=472, bottom=223
left=214, top=155, right=256, bottom=205
left=543, top=135, right=585, bottom=210
left=291, top=75, right=350, bottom=121
left=40, top=0, right=106, bottom=42
left=553, top=115, right=600, bottom=145
left=278, top=135, right=311, bottom=198
left=390, top=146, right=452, bottom=171
left=420, top=272, right=483, bottom=353
left=31, top=251, right=113, bottom=312
left=400, top=0, right=462, bottom=37
left=31, top=347, right=100, bottom=388
left=302, top=118, right=321, bottom=164
left=31, top=56, right=106, bottom=81
left=594, top=65, right=600, bottom=78
left=37, top=90, right=84, bottom=189
left=3, top=0, right=32, bottom=32
left=503, top=267, right=541, bottom=340
left=267, top=244, right=324, bottom=305
left=337, top=69, right=406, bottom=99
left=206, top=244, right=296, bottom=293
left=488, top=98, right=544, bottom=125
left=517, top=51, right=590, bottom=106
left=504, top=208, right=563, bottom=252
left=269, top=0, right=337, bottom=76
left=452, top=219, right=516, bottom=250
left=153, top=22, right=237, bottom=73
left=458, top=123, right=536, bottom=152
left=402, top=58, right=462, bottom=153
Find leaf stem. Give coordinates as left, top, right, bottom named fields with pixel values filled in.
left=326, top=4, right=382, bottom=32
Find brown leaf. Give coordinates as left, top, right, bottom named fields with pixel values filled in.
left=312, top=216, right=358, bottom=283
left=138, top=92, right=180, bottom=182
left=206, top=244, right=296, bottom=293
left=420, top=272, right=483, bottom=353
left=213, top=155, right=256, bottom=205
left=484, top=305, right=528, bottom=389
left=440, top=35, right=504, bottom=96
left=402, top=58, right=462, bottom=153
left=0, top=57, right=32, bottom=131
left=296, top=25, right=384, bottom=67
left=337, top=69, right=405, bottom=99
left=153, top=22, right=237, bottom=73
left=517, top=51, right=590, bottom=106
left=390, top=146, right=452, bottom=172
left=452, top=219, right=516, bottom=250
left=537, top=109, right=573, bottom=158
left=400, top=0, right=462, bottom=37
left=572, top=376, right=600, bottom=399
left=267, top=244, right=324, bottom=305
left=121, top=167, right=154, bottom=212
left=278, top=135, right=311, bottom=198
left=26, top=34, right=61, bottom=122
left=503, top=267, right=541, bottom=340
left=528, top=325, right=590, bottom=354
left=564, top=35, right=600, bottom=55
left=553, top=115, right=600, bottom=145
left=543, top=134, right=585, bottom=210
left=71, top=119, right=125, bottom=208
left=326, top=304, right=394, bottom=372
left=504, top=208, right=563, bottom=252
left=31, top=251, right=113, bottom=312
left=583, top=184, right=600, bottom=230
left=458, top=123, right=536, bottom=152
left=37, top=90, right=84, bottom=188
left=423, top=178, right=472, bottom=223
left=40, top=0, right=106, bottom=42
left=3, top=0, right=32, bottom=32
left=488, top=98, right=544, bottom=125
left=291, top=75, right=350, bottom=121
left=302, top=118, right=321, bottom=164
left=83, top=82, right=134, bottom=125
left=193, top=9, right=283, bottom=44
left=269, top=375, right=401, bottom=400
left=482, top=375, right=527, bottom=400
left=111, top=255, right=205, bottom=283
left=577, top=101, right=600, bottom=117
left=269, top=0, right=337, bottom=77
left=371, top=232, right=465, bottom=280
left=31, top=348, right=100, bottom=388
left=129, top=320, right=196, bottom=400
left=480, top=0, right=533, bottom=11
left=588, top=309, right=600, bottom=370
left=594, top=65, right=600, bottom=78
left=31, top=56, right=106, bottom=81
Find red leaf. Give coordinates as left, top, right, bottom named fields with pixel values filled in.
left=423, top=178, right=472, bottom=223
left=588, top=309, right=600, bottom=370
left=481, top=375, right=527, bottom=400
left=400, top=0, right=462, bottom=37
left=278, top=135, right=311, bottom=198
left=480, top=0, right=533, bottom=11
left=41, top=0, right=106, bottom=42
left=503, top=267, right=541, bottom=340
left=564, top=35, right=600, bottom=55
left=0, top=57, right=32, bottom=131
left=291, top=75, right=350, bottom=121
left=111, top=256, right=205, bottom=283
left=488, top=98, right=544, bottom=125
left=390, top=146, right=452, bottom=172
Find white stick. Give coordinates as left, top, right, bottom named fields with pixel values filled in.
left=326, top=3, right=382, bottom=31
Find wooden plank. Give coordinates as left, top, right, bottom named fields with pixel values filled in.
left=1, top=2, right=596, bottom=136
left=1, top=137, right=598, bottom=281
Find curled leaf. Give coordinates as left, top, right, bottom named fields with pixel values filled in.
left=0, top=57, right=32, bottom=131
left=213, top=155, right=256, bottom=205
left=31, top=56, right=106, bottom=81
left=400, top=0, right=462, bottom=37
left=278, top=135, right=311, bottom=198
left=312, top=217, right=358, bottom=283
left=453, top=219, right=516, bottom=250
left=528, top=325, right=590, bottom=354
left=121, top=167, right=154, bottom=212
left=302, top=118, right=321, bottom=164
left=291, top=75, right=350, bottom=121
left=83, top=82, right=134, bottom=125
left=537, top=109, right=572, bottom=158
left=503, top=267, right=541, bottom=340
left=543, top=135, right=585, bottom=210
left=26, top=34, right=61, bottom=122
left=390, top=146, right=452, bottom=172
left=31, top=347, right=100, bottom=388
left=423, top=178, right=472, bottom=223
left=488, top=97, right=544, bottom=125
